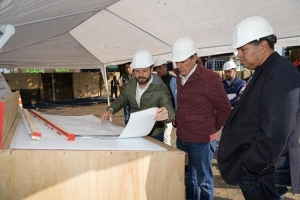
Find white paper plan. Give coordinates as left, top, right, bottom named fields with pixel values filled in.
left=227, top=93, right=236, bottom=100
left=118, top=107, right=158, bottom=138
left=11, top=107, right=165, bottom=150
left=19, top=107, right=159, bottom=139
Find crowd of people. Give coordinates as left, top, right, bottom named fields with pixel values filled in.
left=102, top=16, right=300, bottom=200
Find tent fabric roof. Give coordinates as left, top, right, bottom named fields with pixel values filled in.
left=0, top=0, right=300, bottom=69
left=0, top=0, right=118, bottom=69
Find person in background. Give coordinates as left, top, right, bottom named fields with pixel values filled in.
left=118, top=62, right=134, bottom=125
left=101, top=50, right=175, bottom=142
left=154, top=56, right=177, bottom=145
left=217, top=16, right=300, bottom=199
left=222, top=60, right=246, bottom=107
left=110, top=75, right=119, bottom=100
left=292, top=58, right=300, bottom=73
left=170, top=37, right=231, bottom=200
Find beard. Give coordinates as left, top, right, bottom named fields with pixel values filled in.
left=136, top=75, right=151, bottom=85
left=226, top=76, right=233, bottom=81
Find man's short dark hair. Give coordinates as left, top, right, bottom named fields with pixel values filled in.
left=126, top=62, right=132, bottom=65
left=248, top=35, right=277, bottom=49
left=189, top=53, right=198, bottom=59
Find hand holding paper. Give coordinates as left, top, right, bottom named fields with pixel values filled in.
left=154, top=107, right=169, bottom=121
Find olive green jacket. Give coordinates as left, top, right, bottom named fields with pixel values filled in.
left=108, top=74, right=175, bottom=136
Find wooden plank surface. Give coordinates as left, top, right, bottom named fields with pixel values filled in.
left=21, top=109, right=41, bottom=140
left=0, top=148, right=185, bottom=200
left=2, top=113, right=20, bottom=149
left=29, top=109, right=75, bottom=141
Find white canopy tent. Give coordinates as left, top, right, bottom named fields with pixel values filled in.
left=0, top=0, right=300, bottom=98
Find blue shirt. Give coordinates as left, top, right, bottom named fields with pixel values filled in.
left=222, top=77, right=246, bottom=107
left=170, top=77, right=177, bottom=110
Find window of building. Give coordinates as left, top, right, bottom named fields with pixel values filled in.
left=206, top=60, right=227, bottom=71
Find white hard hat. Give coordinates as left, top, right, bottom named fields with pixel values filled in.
left=170, top=37, right=198, bottom=62
left=131, top=50, right=154, bottom=69
left=223, top=61, right=237, bottom=71
left=154, top=56, right=167, bottom=67
left=231, top=16, right=274, bottom=49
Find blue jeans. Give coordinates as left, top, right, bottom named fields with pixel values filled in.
left=176, top=138, right=216, bottom=200
left=124, top=104, right=130, bottom=125
left=150, top=132, right=164, bottom=142
left=239, top=158, right=290, bottom=200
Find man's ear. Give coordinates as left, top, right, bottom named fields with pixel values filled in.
left=260, top=40, right=268, bottom=54
left=192, top=55, right=198, bottom=64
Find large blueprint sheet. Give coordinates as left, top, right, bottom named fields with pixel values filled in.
left=10, top=108, right=165, bottom=151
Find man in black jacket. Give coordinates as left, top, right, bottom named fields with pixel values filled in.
left=217, top=16, right=300, bottom=199
left=154, top=56, right=176, bottom=145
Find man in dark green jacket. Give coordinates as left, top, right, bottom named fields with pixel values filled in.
left=100, top=50, right=175, bottom=141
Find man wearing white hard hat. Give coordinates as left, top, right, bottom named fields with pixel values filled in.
left=171, top=37, right=231, bottom=200
left=218, top=16, right=300, bottom=199
left=101, top=50, right=175, bottom=141
left=222, top=60, right=246, bottom=107
left=154, top=56, right=177, bottom=145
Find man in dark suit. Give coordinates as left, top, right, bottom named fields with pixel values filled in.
left=217, top=16, right=300, bottom=199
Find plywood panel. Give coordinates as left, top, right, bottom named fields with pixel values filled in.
left=242, top=69, right=252, bottom=80
left=73, top=72, right=101, bottom=98
left=214, top=71, right=223, bottom=80
left=236, top=71, right=242, bottom=79
left=2, top=113, right=20, bottom=149
left=0, top=91, right=19, bottom=148
left=3, top=74, right=41, bottom=90
left=0, top=92, right=185, bottom=199
left=0, top=147, right=185, bottom=200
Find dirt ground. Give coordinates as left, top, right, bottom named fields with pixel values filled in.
left=38, top=103, right=299, bottom=200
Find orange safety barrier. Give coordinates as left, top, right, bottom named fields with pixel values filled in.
left=18, top=94, right=23, bottom=108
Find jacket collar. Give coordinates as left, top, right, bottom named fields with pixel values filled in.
left=225, top=52, right=279, bottom=124
left=131, top=73, right=162, bottom=88
left=173, top=60, right=202, bottom=79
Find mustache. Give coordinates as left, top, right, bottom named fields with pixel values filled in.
left=137, top=77, right=146, bottom=79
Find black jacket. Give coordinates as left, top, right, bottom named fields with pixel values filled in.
left=217, top=52, right=300, bottom=194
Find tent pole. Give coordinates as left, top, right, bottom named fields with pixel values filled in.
left=101, top=64, right=110, bottom=106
